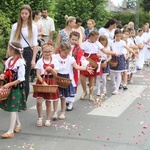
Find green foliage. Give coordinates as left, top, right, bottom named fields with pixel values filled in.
left=0, top=11, right=11, bottom=58
left=0, top=0, right=56, bottom=24
left=55, top=0, right=111, bottom=29
left=113, top=11, right=150, bottom=27
left=142, top=0, right=150, bottom=12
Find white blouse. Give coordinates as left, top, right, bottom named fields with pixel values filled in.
left=81, top=40, right=104, bottom=54
left=35, top=57, right=59, bottom=75
left=10, top=23, right=38, bottom=48
left=5, top=57, right=25, bottom=82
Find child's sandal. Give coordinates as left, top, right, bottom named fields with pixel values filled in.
left=44, top=120, right=51, bottom=127
left=37, top=118, right=43, bottom=127
left=58, top=112, right=65, bottom=120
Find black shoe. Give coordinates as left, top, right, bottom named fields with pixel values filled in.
left=66, top=103, right=69, bottom=106
left=119, top=84, right=123, bottom=89
left=123, top=85, right=128, bottom=90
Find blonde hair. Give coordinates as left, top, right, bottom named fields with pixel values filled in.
left=42, top=42, right=54, bottom=52
left=13, top=5, right=33, bottom=42
left=87, top=19, right=96, bottom=26
left=65, top=15, right=76, bottom=25
left=59, top=42, right=71, bottom=52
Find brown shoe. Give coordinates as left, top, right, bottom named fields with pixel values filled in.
left=1, top=132, right=14, bottom=138
left=14, top=125, right=22, bottom=133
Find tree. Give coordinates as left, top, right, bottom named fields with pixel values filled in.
left=55, top=0, right=112, bottom=29
left=142, top=0, right=150, bottom=12
left=0, top=0, right=56, bottom=24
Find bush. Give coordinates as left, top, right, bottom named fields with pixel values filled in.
left=0, top=11, right=11, bottom=59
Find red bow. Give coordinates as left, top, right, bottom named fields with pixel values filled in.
left=4, top=70, right=13, bottom=82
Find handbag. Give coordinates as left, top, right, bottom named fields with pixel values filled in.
left=21, top=32, right=32, bottom=51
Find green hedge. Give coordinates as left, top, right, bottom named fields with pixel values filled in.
left=113, top=12, right=150, bottom=29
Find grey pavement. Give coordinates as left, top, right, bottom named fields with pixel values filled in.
left=0, top=66, right=150, bottom=150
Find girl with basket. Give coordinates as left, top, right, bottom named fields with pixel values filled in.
left=96, top=35, right=111, bottom=96
left=80, top=31, right=119, bottom=101
left=54, top=42, right=93, bottom=119
left=110, top=29, right=136, bottom=95
left=33, top=42, right=60, bottom=127
left=0, top=42, right=27, bottom=138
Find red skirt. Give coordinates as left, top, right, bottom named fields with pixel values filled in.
left=33, top=75, right=60, bottom=100
left=80, top=53, right=102, bottom=77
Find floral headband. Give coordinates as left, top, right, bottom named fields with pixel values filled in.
left=9, top=43, right=23, bottom=54
left=42, top=42, right=54, bottom=50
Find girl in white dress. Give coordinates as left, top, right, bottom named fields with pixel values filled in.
left=54, top=42, right=93, bottom=119
left=110, top=29, right=134, bottom=95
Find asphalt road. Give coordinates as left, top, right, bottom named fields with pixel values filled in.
left=0, top=66, right=150, bottom=150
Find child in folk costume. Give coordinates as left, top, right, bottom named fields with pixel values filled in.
left=54, top=42, right=93, bottom=119
left=33, top=42, right=60, bottom=127
left=96, top=35, right=111, bottom=96
left=65, top=31, right=83, bottom=111
left=80, top=30, right=119, bottom=101
left=110, top=29, right=136, bottom=95
left=0, top=42, right=27, bottom=138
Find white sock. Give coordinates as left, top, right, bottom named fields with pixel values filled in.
left=96, top=75, right=101, bottom=93
left=102, top=75, right=107, bottom=90
left=16, top=112, right=21, bottom=127
left=7, top=112, right=17, bottom=134
left=116, top=72, right=122, bottom=90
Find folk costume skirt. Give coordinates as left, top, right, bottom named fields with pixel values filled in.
left=57, top=73, right=76, bottom=98
left=80, top=53, right=101, bottom=77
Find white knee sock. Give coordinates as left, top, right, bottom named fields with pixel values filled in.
left=116, top=72, right=122, bottom=90
left=7, top=112, right=17, bottom=134
left=102, top=75, right=107, bottom=90
left=96, top=75, right=101, bottom=93
left=16, top=112, right=21, bottom=127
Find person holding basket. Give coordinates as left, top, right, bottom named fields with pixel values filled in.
left=54, top=42, right=93, bottom=119
left=0, top=41, right=27, bottom=139
left=33, top=42, right=60, bottom=127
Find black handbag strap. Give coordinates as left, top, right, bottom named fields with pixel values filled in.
left=21, top=32, right=32, bottom=49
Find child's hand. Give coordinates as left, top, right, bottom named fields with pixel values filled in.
left=86, top=66, right=94, bottom=74
left=0, top=74, right=4, bottom=80
left=3, top=83, right=11, bottom=89
left=115, top=53, right=121, bottom=57
left=45, top=66, right=52, bottom=73
left=42, top=81, right=48, bottom=85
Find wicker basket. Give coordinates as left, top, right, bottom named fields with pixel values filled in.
left=32, top=84, right=58, bottom=93
left=56, top=76, right=71, bottom=89
left=109, top=60, right=118, bottom=67
left=86, top=57, right=98, bottom=68
left=0, top=87, right=11, bottom=101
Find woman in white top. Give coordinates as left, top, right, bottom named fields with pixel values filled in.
left=6, top=5, right=38, bottom=99
left=99, top=19, right=117, bottom=46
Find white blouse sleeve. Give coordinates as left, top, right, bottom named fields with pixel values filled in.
left=17, top=64, right=25, bottom=81
left=9, top=23, right=17, bottom=42
left=53, top=59, right=59, bottom=71
left=32, top=24, right=38, bottom=46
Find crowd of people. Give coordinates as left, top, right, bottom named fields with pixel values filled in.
left=0, top=4, right=150, bottom=139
